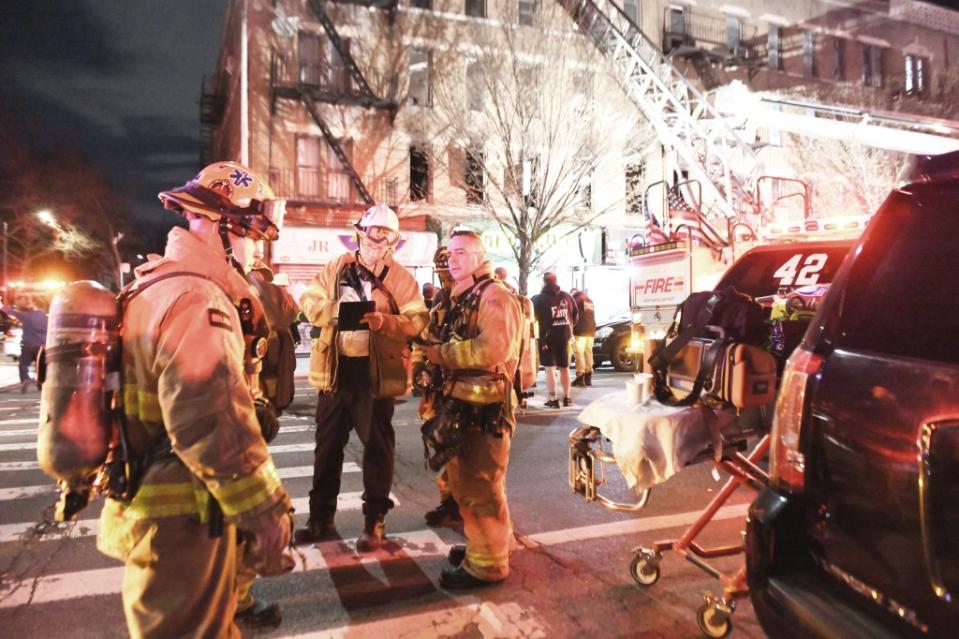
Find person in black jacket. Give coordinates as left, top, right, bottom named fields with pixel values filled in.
left=571, top=290, right=596, bottom=387
left=531, top=272, right=578, bottom=408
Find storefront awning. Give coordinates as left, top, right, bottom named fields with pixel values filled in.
left=272, top=225, right=439, bottom=268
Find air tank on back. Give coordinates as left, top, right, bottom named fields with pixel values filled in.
left=37, top=280, right=119, bottom=488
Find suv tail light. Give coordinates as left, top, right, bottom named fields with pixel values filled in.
left=770, top=347, right=824, bottom=493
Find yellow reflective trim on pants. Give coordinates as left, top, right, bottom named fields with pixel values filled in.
left=210, top=458, right=283, bottom=518
left=123, top=384, right=163, bottom=423
left=121, top=481, right=201, bottom=520
left=466, top=550, right=510, bottom=567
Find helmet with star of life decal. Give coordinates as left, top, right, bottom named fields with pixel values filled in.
left=157, top=161, right=285, bottom=241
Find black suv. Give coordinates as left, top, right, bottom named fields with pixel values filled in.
left=747, top=150, right=959, bottom=637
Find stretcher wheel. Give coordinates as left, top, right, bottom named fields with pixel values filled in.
left=629, top=554, right=660, bottom=586
left=696, top=603, right=732, bottom=638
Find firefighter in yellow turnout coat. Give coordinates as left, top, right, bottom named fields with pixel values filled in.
left=422, top=229, right=522, bottom=589
left=96, top=163, right=293, bottom=638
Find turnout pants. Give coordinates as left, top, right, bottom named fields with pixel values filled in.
left=447, top=429, right=513, bottom=581
left=122, top=515, right=239, bottom=639
left=574, top=336, right=595, bottom=373
left=309, top=356, right=396, bottom=520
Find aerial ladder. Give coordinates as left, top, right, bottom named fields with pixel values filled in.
left=271, top=0, right=399, bottom=206
left=557, top=0, right=959, bottom=235
left=557, top=0, right=761, bottom=226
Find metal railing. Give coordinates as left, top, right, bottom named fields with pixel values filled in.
left=269, top=168, right=398, bottom=206
left=662, top=7, right=761, bottom=59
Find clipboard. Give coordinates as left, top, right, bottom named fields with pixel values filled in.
left=338, top=300, right=375, bottom=331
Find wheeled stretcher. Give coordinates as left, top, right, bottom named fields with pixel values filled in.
left=567, top=391, right=770, bottom=638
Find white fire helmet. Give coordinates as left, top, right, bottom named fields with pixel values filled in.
left=158, top=161, right=285, bottom=241
left=355, top=204, right=400, bottom=245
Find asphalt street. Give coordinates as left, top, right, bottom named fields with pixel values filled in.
left=0, top=361, right=766, bottom=638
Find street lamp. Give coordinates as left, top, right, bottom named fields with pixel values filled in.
left=36, top=209, right=58, bottom=228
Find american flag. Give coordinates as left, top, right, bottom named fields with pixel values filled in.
left=666, top=184, right=724, bottom=249
left=643, top=198, right=670, bottom=245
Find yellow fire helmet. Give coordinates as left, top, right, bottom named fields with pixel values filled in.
left=158, top=161, right=285, bottom=241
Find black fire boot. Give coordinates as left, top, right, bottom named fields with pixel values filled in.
left=439, top=567, right=503, bottom=590
left=585, top=372, right=592, bottom=386
left=571, top=374, right=585, bottom=387
left=448, top=544, right=466, bottom=567
left=235, top=599, right=283, bottom=628
left=292, top=517, right=336, bottom=545
left=356, top=513, right=386, bottom=552
left=424, top=498, right=463, bottom=528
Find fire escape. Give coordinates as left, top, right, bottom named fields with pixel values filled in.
left=199, top=75, right=226, bottom=167
left=557, top=0, right=761, bottom=224
left=270, top=0, right=398, bottom=207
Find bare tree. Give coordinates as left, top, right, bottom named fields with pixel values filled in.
left=429, top=4, right=647, bottom=294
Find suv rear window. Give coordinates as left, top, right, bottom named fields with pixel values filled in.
left=838, top=188, right=959, bottom=365
left=718, top=244, right=851, bottom=298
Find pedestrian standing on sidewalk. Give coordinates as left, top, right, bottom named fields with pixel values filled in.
left=531, top=272, right=578, bottom=408
left=571, top=290, right=596, bottom=387
left=1, top=296, right=48, bottom=393
left=295, top=204, right=428, bottom=551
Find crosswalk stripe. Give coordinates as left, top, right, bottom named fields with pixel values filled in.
left=283, top=601, right=548, bottom=639
left=0, top=527, right=446, bottom=609
left=0, top=461, right=38, bottom=471
left=0, top=463, right=358, bottom=502
left=0, top=428, right=35, bottom=437
left=0, top=492, right=400, bottom=544
left=518, top=502, right=750, bottom=548
left=0, top=418, right=37, bottom=425
left=0, top=441, right=319, bottom=454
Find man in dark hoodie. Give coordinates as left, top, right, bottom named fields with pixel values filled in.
left=531, top=272, right=578, bottom=407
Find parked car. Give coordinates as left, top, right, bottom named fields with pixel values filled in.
left=593, top=316, right=635, bottom=372
left=1, top=311, right=21, bottom=361
left=746, top=150, right=959, bottom=638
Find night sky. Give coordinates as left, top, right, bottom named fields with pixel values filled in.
left=0, top=0, right=228, bottom=249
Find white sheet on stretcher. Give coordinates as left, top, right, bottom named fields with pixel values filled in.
left=576, top=391, right=739, bottom=491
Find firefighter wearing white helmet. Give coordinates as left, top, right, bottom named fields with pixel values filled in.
left=296, top=203, right=428, bottom=550
left=95, top=161, right=294, bottom=638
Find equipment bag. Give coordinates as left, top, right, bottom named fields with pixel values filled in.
left=647, top=287, right=771, bottom=408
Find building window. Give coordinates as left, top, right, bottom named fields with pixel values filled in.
left=803, top=31, right=816, bottom=77
left=666, top=7, right=686, bottom=51
left=326, top=38, right=349, bottom=93
left=326, top=138, right=354, bottom=203
left=296, top=136, right=354, bottom=202
left=409, top=48, right=431, bottom=107
left=465, top=149, right=485, bottom=205
left=577, top=176, right=592, bottom=211
left=508, top=156, right=538, bottom=204
left=297, top=32, right=349, bottom=92
left=905, top=54, right=927, bottom=95
left=573, top=70, right=592, bottom=117
left=296, top=135, right=323, bottom=199
left=726, top=16, right=741, bottom=53
left=625, top=162, right=646, bottom=215
left=518, top=0, right=536, bottom=26
left=467, top=61, right=484, bottom=112
left=410, top=0, right=431, bottom=9
left=299, top=31, right=323, bottom=86
left=862, top=44, right=884, bottom=88
left=410, top=145, right=430, bottom=201
left=622, top=0, right=639, bottom=25
left=465, top=0, right=485, bottom=19
left=832, top=38, right=846, bottom=81
left=767, top=26, right=782, bottom=70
